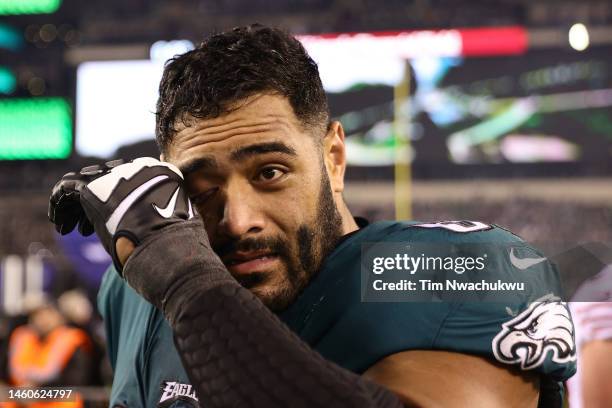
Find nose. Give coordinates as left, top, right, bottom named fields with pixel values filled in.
left=217, top=181, right=265, bottom=239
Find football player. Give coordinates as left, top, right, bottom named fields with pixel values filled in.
left=49, top=25, right=576, bottom=407
left=568, top=265, right=612, bottom=407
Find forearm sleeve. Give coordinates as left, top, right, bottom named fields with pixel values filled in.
left=123, top=221, right=406, bottom=408
left=174, top=283, right=405, bottom=407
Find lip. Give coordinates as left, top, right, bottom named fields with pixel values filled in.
left=223, top=251, right=279, bottom=275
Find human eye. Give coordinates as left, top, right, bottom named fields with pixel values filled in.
left=190, top=187, right=218, bottom=205
left=254, top=166, right=288, bottom=183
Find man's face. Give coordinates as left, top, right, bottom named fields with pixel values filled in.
left=30, top=305, right=64, bottom=336
left=166, top=94, right=344, bottom=311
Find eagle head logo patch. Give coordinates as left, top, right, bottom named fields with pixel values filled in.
left=492, top=295, right=576, bottom=370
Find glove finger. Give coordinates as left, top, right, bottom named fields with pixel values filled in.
left=49, top=167, right=109, bottom=235
left=49, top=174, right=76, bottom=222
left=49, top=173, right=86, bottom=219
left=104, top=159, right=124, bottom=169
left=77, top=215, right=95, bottom=236
left=52, top=192, right=83, bottom=233
left=52, top=191, right=80, bottom=218
left=79, top=164, right=104, bottom=177
left=56, top=213, right=79, bottom=235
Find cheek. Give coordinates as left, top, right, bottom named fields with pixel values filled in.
left=269, top=177, right=321, bottom=231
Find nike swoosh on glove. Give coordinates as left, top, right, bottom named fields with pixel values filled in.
left=49, top=157, right=195, bottom=274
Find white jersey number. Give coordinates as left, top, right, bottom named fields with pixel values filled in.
left=411, top=220, right=492, bottom=233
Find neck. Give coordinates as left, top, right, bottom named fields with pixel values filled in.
left=337, top=199, right=359, bottom=235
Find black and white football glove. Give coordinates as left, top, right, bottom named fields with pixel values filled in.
left=49, top=157, right=195, bottom=273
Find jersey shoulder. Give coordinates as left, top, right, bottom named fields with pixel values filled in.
left=361, top=219, right=524, bottom=244
left=360, top=220, right=556, bottom=293
left=281, top=219, right=575, bottom=382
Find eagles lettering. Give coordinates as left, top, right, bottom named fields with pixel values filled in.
left=159, top=381, right=199, bottom=407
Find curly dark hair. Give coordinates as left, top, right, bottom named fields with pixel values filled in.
left=155, top=24, right=329, bottom=154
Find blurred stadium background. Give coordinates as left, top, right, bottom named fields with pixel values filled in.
left=1, top=0, right=612, bottom=405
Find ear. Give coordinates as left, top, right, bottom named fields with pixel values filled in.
left=159, top=153, right=165, bottom=161
left=323, top=121, right=347, bottom=193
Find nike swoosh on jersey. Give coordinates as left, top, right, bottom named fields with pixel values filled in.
left=105, top=175, right=169, bottom=234
left=153, top=186, right=180, bottom=219
left=509, top=247, right=547, bottom=270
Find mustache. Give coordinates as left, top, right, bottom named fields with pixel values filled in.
left=214, top=236, right=289, bottom=260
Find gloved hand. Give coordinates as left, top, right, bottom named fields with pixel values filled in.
left=49, top=157, right=195, bottom=274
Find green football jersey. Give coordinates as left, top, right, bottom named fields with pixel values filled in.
left=98, top=219, right=576, bottom=406
left=279, top=220, right=576, bottom=395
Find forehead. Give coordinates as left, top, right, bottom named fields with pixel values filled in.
left=166, top=94, right=310, bottom=169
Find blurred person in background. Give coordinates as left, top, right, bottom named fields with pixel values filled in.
left=57, top=290, right=92, bottom=329
left=57, top=290, right=109, bottom=388
left=7, top=298, right=92, bottom=408
left=0, top=317, right=14, bottom=385
left=568, top=265, right=612, bottom=408
left=0, top=295, right=48, bottom=386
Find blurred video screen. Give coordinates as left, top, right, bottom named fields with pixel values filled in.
left=334, top=47, right=612, bottom=171
left=0, top=97, right=72, bottom=160
left=76, top=59, right=164, bottom=158
left=75, top=40, right=612, bottom=176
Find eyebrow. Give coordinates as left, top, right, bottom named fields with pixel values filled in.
left=179, top=142, right=297, bottom=176
left=179, top=156, right=218, bottom=175
left=229, top=142, right=297, bottom=162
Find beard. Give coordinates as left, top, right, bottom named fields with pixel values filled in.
left=214, top=169, right=344, bottom=312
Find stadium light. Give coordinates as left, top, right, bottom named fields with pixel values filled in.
left=0, top=23, right=23, bottom=50
left=0, top=0, right=61, bottom=15
left=0, top=67, right=16, bottom=94
left=569, top=23, right=589, bottom=51
left=0, top=98, right=72, bottom=160
left=150, top=40, right=194, bottom=62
